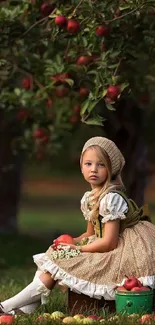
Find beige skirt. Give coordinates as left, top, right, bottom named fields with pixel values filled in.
left=33, top=221, right=155, bottom=300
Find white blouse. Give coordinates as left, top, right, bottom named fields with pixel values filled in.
left=81, top=191, right=128, bottom=223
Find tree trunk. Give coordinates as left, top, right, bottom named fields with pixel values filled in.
left=98, top=98, right=148, bottom=206
left=0, top=116, right=22, bottom=233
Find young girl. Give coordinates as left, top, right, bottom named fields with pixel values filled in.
left=1, top=136, right=155, bottom=315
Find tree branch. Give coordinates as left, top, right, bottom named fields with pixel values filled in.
left=20, top=8, right=56, bottom=38
left=104, top=4, right=145, bottom=24
left=71, top=0, right=84, bottom=16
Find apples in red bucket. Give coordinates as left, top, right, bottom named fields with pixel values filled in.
left=54, top=234, right=74, bottom=247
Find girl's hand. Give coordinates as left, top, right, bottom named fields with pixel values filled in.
left=51, top=239, right=57, bottom=250
left=57, top=242, right=77, bottom=250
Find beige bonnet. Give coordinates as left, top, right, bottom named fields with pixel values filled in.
left=81, top=136, right=125, bottom=176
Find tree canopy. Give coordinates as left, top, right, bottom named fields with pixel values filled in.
left=1, top=0, right=155, bottom=159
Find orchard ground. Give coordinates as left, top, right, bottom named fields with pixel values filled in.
left=0, top=167, right=155, bottom=325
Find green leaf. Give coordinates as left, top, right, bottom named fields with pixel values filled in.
left=120, top=82, right=129, bottom=92
left=80, top=100, right=90, bottom=115
left=82, top=116, right=104, bottom=126
left=65, top=79, right=74, bottom=87
left=106, top=102, right=116, bottom=111
left=81, top=99, right=99, bottom=116
left=102, top=89, right=107, bottom=97
left=49, top=14, right=57, bottom=19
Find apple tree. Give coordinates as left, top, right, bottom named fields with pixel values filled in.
left=0, top=0, right=155, bottom=231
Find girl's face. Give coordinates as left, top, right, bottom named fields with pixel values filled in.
left=81, top=147, right=108, bottom=189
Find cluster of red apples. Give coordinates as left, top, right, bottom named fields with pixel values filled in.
left=117, top=276, right=150, bottom=292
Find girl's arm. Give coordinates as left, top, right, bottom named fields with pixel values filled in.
left=73, top=221, right=94, bottom=244
left=80, top=219, right=120, bottom=253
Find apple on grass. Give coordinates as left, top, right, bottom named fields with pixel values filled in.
left=0, top=315, right=14, bottom=324
left=128, top=313, right=139, bottom=318
left=73, top=314, right=84, bottom=320
left=87, top=315, right=100, bottom=321
left=62, top=316, right=75, bottom=323
left=37, top=313, right=51, bottom=321
left=140, top=314, right=152, bottom=324
left=82, top=318, right=96, bottom=324
left=50, top=311, right=65, bottom=319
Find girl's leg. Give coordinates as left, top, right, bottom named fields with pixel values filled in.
left=19, top=269, right=42, bottom=314
left=1, top=272, right=56, bottom=314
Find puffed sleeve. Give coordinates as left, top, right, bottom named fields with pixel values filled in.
left=80, top=191, right=91, bottom=220
left=99, top=192, right=128, bottom=223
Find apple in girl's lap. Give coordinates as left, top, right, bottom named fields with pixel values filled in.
left=0, top=315, right=14, bottom=324
left=55, top=234, right=74, bottom=246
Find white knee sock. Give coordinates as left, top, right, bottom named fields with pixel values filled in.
left=19, top=270, right=42, bottom=314
left=19, top=302, right=40, bottom=314
left=1, top=277, right=50, bottom=313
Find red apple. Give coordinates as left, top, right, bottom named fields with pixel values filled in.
left=139, top=286, right=150, bottom=291
left=107, top=85, right=120, bottom=100
left=58, top=73, right=69, bottom=83
left=50, top=73, right=69, bottom=85
left=70, top=115, right=79, bottom=124
left=95, top=24, right=110, bottom=37
left=40, top=2, right=53, bottom=17
left=40, top=135, right=49, bottom=144
left=117, top=286, right=128, bottom=291
left=76, top=56, right=92, bottom=66
left=21, top=77, right=32, bottom=90
left=79, top=87, right=90, bottom=99
left=87, top=315, right=99, bottom=320
left=131, top=286, right=143, bottom=292
left=124, top=276, right=139, bottom=290
left=33, top=128, right=46, bottom=139
left=73, top=105, right=81, bottom=113
left=140, top=314, right=152, bottom=324
left=17, top=108, right=29, bottom=121
left=149, top=8, right=155, bottom=15
left=55, top=15, right=67, bottom=27
left=0, top=315, right=14, bottom=324
left=46, top=99, right=53, bottom=108
left=55, top=86, right=69, bottom=97
left=67, top=19, right=80, bottom=34
left=55, top=234, right=74, bottom=247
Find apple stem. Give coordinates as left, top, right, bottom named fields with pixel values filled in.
left=125, top=274, right=129, bottom=279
